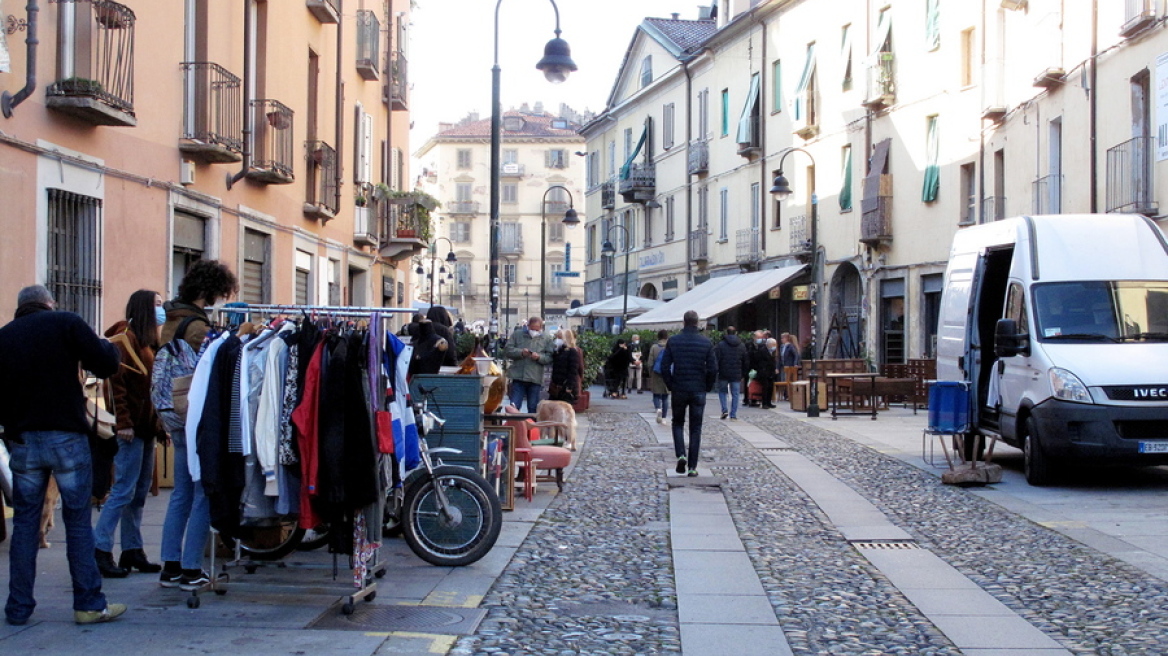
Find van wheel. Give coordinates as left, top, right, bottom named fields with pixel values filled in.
left=1024, top=417, right=1056, bottom=486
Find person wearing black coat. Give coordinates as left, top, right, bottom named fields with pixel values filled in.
left=425, top=306, right=458, bottom=367
left=603, top=339, right=634, bottom=398
left=659, top=311, right=717, bottom=476
left=713, top=327, right=748, bottom=420
left=750, top=337, right=780, bottom=409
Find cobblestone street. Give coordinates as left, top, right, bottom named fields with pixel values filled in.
left=454, top=395, right=1168, bottom=656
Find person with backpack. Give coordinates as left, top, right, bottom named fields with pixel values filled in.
left=153, top=260, right=237, bottom=591
left=647, top=330, right=670, bottom=424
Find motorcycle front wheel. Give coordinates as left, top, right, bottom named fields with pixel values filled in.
left=401, top=465, right=501, bottom=567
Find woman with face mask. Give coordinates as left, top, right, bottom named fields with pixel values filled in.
left=549, top=329, right=583, bottom=404
left=93, top=290, right=168, bottom=578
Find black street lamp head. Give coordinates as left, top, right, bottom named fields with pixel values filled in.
left=439, top=265, right=447, bottom=274
left=536, top=35, right=577, bottom=84
left=415, top=264, right=425, bottom=275
left=563, top=207, right=578, bottom=225
left=770, top=171, right=793, bottom=200
left=601, top=239, right=616, bottom=257
left=445, top=250, right=457, bottom=263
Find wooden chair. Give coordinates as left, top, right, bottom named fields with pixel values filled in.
left=506, top=419, right=572, bottom=492
left=773, top=366, right=800, bottom=401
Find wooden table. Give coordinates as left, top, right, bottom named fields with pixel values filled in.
left=827, top=373, right=879, bottom=420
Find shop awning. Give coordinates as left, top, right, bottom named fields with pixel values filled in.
left=565, top=295, right=665, bottom=318
left=627, top=265, right=806, bottom=330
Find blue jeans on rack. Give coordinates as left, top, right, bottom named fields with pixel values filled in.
left=159, top=423, right=211, bottom=570
left=6, top=431, right=107, bottom=623
left=93, top=437, right=155, bottom=552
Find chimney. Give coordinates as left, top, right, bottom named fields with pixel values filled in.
left=697, top=5, right=713, bottom=20
left=672, top=12, right=679, bottom=20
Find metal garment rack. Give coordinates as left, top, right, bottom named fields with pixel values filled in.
left=191, top=303, right=413, bottom=614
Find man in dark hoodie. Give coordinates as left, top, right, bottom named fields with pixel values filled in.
left=0, top=285, right=125, bottom=625
left=713, top=326, right=748, bottom=420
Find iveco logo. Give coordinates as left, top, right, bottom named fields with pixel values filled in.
left=1134, top=388, right=1168, bottom=398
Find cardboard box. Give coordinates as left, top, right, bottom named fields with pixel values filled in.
left=789, top=381, right=828, bottom=412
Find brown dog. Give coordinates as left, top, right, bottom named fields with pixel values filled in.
left=38, top=477, right=59, bottom=548
left=535, top=400, right=578, bottom=451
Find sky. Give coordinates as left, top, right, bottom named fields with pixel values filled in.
left=407, top=0, right=699, bottom=150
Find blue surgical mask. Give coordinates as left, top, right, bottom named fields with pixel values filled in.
left=155, top=307, right=167, bottom=326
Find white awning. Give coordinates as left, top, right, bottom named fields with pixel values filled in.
left=565, top=295, right=665, bottom=318
left=627, top=265, right=806, bottom=330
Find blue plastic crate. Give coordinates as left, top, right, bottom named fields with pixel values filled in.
left=928, top=381, right=971, bottom=434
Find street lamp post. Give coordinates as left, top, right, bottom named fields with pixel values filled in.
left=426, top=237, right=457, bottom=308
left=601, top=223, right=631, bottom=332
left=770, top=148, right=820, bottom=418
left=540, top=185, right=578, bottom=320
left=489, top=0, right=576, bottom=347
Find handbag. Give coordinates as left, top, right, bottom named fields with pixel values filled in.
left=83, top=375, right=116, bottom=439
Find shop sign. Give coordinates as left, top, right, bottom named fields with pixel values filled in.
left=791, top=285, right=810, bottom=301
left=767, top=286, right=781, bottom=300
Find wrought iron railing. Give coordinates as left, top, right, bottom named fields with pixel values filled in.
left=1122, top=0, right=1156, bottom=36
left=601, top=181, right=616, bottom=209
left=249, top=99, right=294, bottom=183
left=789, top=215, right=812, bottom=255
left=355, top=10, right=380, bottom=80
left=619, top=163, right=656, bottom=202
left=736, top=228, right=761, bottom=264
left=354, top=206, right=377, bottom=246
left=543, top=199, right=570, bottom=215
left=306, top=0, right=340, bottom=24
left=863, top=52, right=895, bottom=108
left=981, top=196, right=1006, bottom=222
left=860, top=195, right=893, bottom=245
left=1106, top=136, right=1157, bottom=214
left=305, top=140, right=338, bottom=217
left=499, top=234, right=524, bottom=257
left=736, top=117, right=760, bottom=155
left=688, top=140, right=709, bottom=175
left=180, top=62, right=242, bottom=156
left=500, top=163, right=526, bottom=177
left=46, top=0, right=136, bottom=120
left=1032, top=174, right=1063, bottom=215
left=379, top=198, right=427, bottom=242
left=447, top=200, right=480, bottom=215
left=387, top=50, right=408, bottom=110
left=689, top=229, right=708, bottom=262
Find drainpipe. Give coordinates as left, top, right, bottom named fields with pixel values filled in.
left=682, top=58, right=694, bottom=291
left=977, top=0, right=986, bottom=222
left=1, top=0, right=39, bottom=118
left=334, top=2, right=344, bottom=217
left=756, top=14, right=767, bottom=257
left=227, top=0, right=255, bottom=190
left=1089, top=0, right=1098, bottom=213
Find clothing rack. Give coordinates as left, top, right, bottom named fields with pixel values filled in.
left=190, top=302, right=409, bottom=615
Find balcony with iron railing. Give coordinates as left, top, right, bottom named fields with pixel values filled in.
left=601, top=181, right=616, bottom=209
left=736, top=117, right=760, bottom=157
left=788, top=215, right=812, bottom=258
left=689, top=229, right=709, bottom=263
left=688, top=140, right=709, bottom=176
left=447, top=200, right=481, bottom=215
left=500, top=163, right=526, bottom=177
left=386, top=50, right=408, bottom=110
left=1122, top=0, right=1157, bottom=37
left=303, top=140, right=338, bottom=220
left=306, top=0, right=340, bottom=23
left=860, top=195, right=893, bottom=245
left=982, top=196, right=1006, bottom=222
left=377, top=196, right=429, bottom=261
left=1032, top=174, right=1063, bottom=215
left=736, top=228, right=762, bottom=265
left=619, top=163, right=656, bottom=203
left=1106, top=135, right=1157, bottom=215
left=179, top=62, right=242, bottom=163
left=544, top=199, right=570, bottom=216
left=499, top=234, right=524, bottom=258
left=355, top=10, right=380, bottom=80
left=247, top=99, right=294, bottom=184
left=862, top=52, right=895, bottom=110
left=46, top=1, right=137, bottom=126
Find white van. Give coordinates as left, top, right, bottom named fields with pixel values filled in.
left=937, top=214, right=1168, bottom=485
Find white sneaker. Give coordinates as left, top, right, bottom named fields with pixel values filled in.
left=655, top=409, right=663, bottom=424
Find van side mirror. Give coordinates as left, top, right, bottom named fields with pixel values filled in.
left=994, top=318, right=1030, bottom=357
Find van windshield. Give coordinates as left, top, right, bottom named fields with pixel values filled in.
left=1032, top=281, right=1168, bottom=343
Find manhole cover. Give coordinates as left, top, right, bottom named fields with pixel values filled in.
left=307, top=604, right=487, bottom=633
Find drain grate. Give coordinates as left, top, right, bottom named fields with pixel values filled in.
left=710, top=465, right=751, bottom=471
left=307, top=604, right=487, bottom=633
left=758, top=447, right=794, bottom=453
left=851, top=540, right=920, bottom=550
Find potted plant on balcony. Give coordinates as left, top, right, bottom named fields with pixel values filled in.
left=354, top=194, right=367, bottom=208
left=56, top=77, right=104, bottom=96
left=373, top=184, right=439, bottom=242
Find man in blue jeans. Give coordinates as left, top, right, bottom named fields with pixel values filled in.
left=503, top=317, right=554, bottom=413
left=0, top=285, right=126, bottom=625
left=660, top=310, right=718, bottom=477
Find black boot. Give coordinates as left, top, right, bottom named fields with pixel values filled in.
left=95, top=549, right=129, bottom=578
left=119, top=548, right=162, bottom=573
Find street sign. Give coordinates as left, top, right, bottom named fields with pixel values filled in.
left=553, top=271, right=581, bottom=277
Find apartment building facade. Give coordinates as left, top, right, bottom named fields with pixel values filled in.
left=414, top=107, right=586, bottom=331
left=0, top=0, right=419, bottom=328
left=582, top=0, right=1168, bottom=366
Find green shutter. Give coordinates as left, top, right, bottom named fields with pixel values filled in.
left=771, top=60, right=782, bottom=112
left=922, top=116, right=940, bottom=203
left=840, top=145, right=853, bottom=212
left=721, top=89, right=729, bottom=136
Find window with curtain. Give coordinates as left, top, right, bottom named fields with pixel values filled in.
left=922, top=115, right=940, bottom=203
left=736, top=73, right=761, bottom=147
left=840, top=145, right=853, bottom=212
left=771, top=60, right=782, bottom=112
left=720, top=89, right=729, bottom=136
left=793, top=43, right=817, bottom=126
left=841, top=24, right=853, bottom=91
left=925, top=0, right=940, bottom=52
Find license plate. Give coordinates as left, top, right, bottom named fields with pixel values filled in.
left=1138, top=442, right=1168, bottom=454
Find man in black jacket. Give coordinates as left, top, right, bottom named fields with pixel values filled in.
left=0, top=285, right=126, bottom=625
left=713, top=326, right=748, bottom=420
left=660, top=310, right=717, bottom=477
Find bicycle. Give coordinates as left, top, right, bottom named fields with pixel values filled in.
left=382, top=384, right=502, bottom=567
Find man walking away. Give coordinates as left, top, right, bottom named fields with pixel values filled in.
left=660, top=311, right=717, bottom=477
left=714, top=326, right=748, bottom=420
left=647, top=330, right=670, bottom=424
left=0, top=285, right=127, bottom=625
